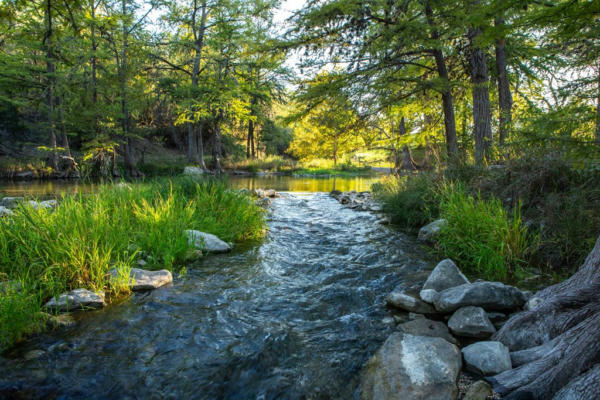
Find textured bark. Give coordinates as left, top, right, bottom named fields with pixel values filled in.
left=424, top=1, right=458, bottom=162
left=596, top=60, right=600, bottom=144
left=495, top=17, right=512, bottom=147
left=469, top=26, right=493, bottom=164
left=45, top=0, right=59, bottom=171
left=90, top=0, right=99, bottom=137
left=488, top=235, right=600, bottom=399
left=247, top=119, right=254, bottom=158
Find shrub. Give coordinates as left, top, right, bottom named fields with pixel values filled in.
left=436, top=184, right=534, bottom=281
left=372, top=173, right=440, bottom=229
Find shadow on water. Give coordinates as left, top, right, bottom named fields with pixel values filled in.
left=0, top=183, right=432, bottom=400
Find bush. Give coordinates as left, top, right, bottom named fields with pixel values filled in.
left=436, top=184, right=535, bottom=281
left=0, top=177, right=265, bottom=350
left=372, top=173, right=440, bottom=229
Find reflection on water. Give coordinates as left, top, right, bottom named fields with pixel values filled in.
left=0, top=175, right=383, bottom=196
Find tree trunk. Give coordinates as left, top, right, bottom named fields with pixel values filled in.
left=45, top=0, right=59, bottom=171
left=469, top=25, right=493, bottom=164
left=187, top=0, right=208, bottom=169
left=495, top=17, right=512, bottom=148
left=247, top=119, right=254, bottom=159
left=90, top=0, right=99, bottom=137
left=57, top=96, right=71, bottom=157
left=424, top=1, right=458, bottom=162
left=596, top=59, right=600, bottom=144
left=212, top=123, right=223, bottom=173
left=488, top=235, right=600, bottom=399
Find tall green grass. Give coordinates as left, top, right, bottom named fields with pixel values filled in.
left=435, top=184, right=535, bottom=281
left=0, top=177, right=265, bottom=350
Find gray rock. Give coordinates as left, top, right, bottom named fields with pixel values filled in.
left=109, top=267, right=172, bottom=291
left=183, top=166, right=204, bottom=176
left=420, top=288, right=440, bottom=304
left=27, top=199, right=57, bottom=210
left=255, top=197, right=271, bottom=207
left=422, top=259, right=470, bottom=292
left=448, top=306, right=496, bottom=338
left=1, top=196, right=24, bottom=208
left=417, top=219, right=447, bottom=243
left=185, top=229, right=232, bottom=253
left=0, top=206, right=13, bottom=217
left=264, top=189, right=279, bottom=198
left=486, top=312, right=507, bottom=322
left=360, top=333, right=462, bottom=400
left=397, top=318, right=459, bottom=345
left=44, top=289, right=105, bottom=312
left=462, top=341, right=512, bottom=376
left=386, top=291, right=437, bottom=314
left=434, top=282, right=528, bottom=312
left=463, top=380, right=493, bottom=400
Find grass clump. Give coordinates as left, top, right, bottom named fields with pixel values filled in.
left=436, top=184, right=534, bottom=281
left=372, top=173, right=440, bottom=229
left=0, top=177, right=265, bottom=350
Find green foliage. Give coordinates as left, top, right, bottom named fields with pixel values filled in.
left=436, top=184, right=534, bottom=281
left=372, top=173, right=440, bottom=229
left=0, top=177, right=265, bottom=350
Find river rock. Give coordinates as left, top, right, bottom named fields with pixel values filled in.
left=419, top=288, right=440, bottom=304
left=462, top=341, right=512, bottom=376
left=44, top=289, right=105, bottom=312
left=27, top=199, right=57, bottom=210
left=185, top=230, right=232, bottom=253
left=422, top=259, right=470, bottom=292
left=24, top=350, right=46, bottom=361
left=264, top=189, right=279, bottom=198
left=397, top=318, right=459, bottom=345
left=434, top=282, right=528, bottom=312
left=386, top=291, right=437, bottom=314
left=183, top=166, right=204, bottom=176
left=463, top=380, right=493, bottom=400
left=0, top=206, right=13, bottom=217
left=1, top=196, right=24, bottom=208
left=448, top=306, right=496, bottom=338
left=417, top=219, right=447, bottom=243
left=255, top=197, right=271, bottom=207
left=109, top=267, right=172, bottom=291
left=360, top=332, right=462, bottom=400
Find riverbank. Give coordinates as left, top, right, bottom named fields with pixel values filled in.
left=0, top=177, right=266, bottom=351
left=373, top=154, right=600, bottom=285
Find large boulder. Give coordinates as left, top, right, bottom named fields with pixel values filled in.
left=360, top=333, right=462, bottom=400
left=185, top=230, right=232, bottom=253
left=386, top=291, right=437, bottom=314
left=422, top=259, right=469, bottom=292
left=434, top=282, right=527, bottom=313
left=183, top=166, right=204, bottom=176
left=417, top=219, right=447, bottom=243
left=109, top=267, right=172, bottom=291
left=397, top=318, right=459, bottom=345
left=461, top=341, right=512, bottom=376
left=44, top=289, right=105, bottom=312
left=448, top=306, right=496, bottom=338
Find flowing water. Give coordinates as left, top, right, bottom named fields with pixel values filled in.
left=0, top=177, right=433, bottom=400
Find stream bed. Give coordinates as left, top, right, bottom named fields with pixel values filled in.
left=0, top=180, right=433, bottom=400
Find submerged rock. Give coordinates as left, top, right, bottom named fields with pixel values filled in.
left=463, top=380, right=493, bottom=400
left=185, top=230, right=232, bottom=253
left=360, top=332, right=462, bottom=400
left=397, top=318, right=458, bottom=345
left=434, top=282, right=527, bottom=312
left=417, top=219, right=447, bottom=243
left=44, top=289, right=105, bottom=312
left=422, top=259, right=470, bottom=292
left=462, top=341, right=512, bottom=376
left=183, top=166, right=204, bottom=176
left=386, top=291, right=437, bottom=314
left=109, top=267, right=173, bottom=291
left=448, top=306, right=496, bottom=338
